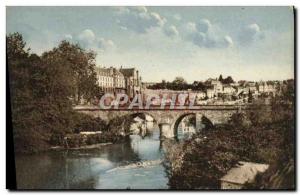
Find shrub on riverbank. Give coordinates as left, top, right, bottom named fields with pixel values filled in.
left=167, top=95, right=295, bottom=189
left=63, top=131, right=125, bottom=148
left=107, top=115, right=133, bottom=136
left=72, top=113, right=108, bottom=133
left=48, top=113, right=131, bottom=148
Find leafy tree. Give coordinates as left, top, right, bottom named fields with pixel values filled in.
left=218, top=74, right=223, bottom=82
left=223, top=76, right=234, bottom=84
left=44, top=41, right=100, bottom=103
left=161, top=79, right=167, bottom=89
left=173, top=77, right=186, bottom=85
left=7, top=33, right=101, bottom=153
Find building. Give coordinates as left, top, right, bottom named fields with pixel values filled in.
left=204, top=79, right=223, bottom=98
left=196, top=91, right=207, bottom=100
left=119, top=67, right=142, bottom=99
left=223, top=84, right=236, bottom=94
left=220, top=161, right=269, bottom=189
left=211, top=80, right=223, bottom=94
left=206, top=88, right=215, bottom=99
left=95, top=67, right=126, bottom=94
left=245, top=82, right=258, bottom=92
left=258, top=81, right=277, bottom=95
left=96, top=66, right=143, bottom=98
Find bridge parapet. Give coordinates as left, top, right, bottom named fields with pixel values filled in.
left=74, top=105, right=250, bottom=139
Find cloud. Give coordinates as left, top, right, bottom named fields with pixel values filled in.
left=173, top=14, right=181, bottom=21
left=98, top=38, right=115, bottom=50
left=238, top=23, right=264, bottom=45
left=224, top=35, right=233, bottom=46
left=77, top=29, right=96, bottom=48
left=64, top=34, right=73, bottom=41
left=67, top=29, right=115, bottom=51
left=185, top=22, right=197, bottom=33
left=164, top=25, right=179, bottom=37
left=195, top=19, right=211, bottom=33
left=114, top=6, right=166, bottom=34
left=185, top=19, right=233, bottom=49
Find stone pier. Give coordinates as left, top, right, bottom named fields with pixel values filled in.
left=159, top=123, right=174, bottom=138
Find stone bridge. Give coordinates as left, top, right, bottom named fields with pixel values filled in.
left=74, top=105, right=250, bottom=138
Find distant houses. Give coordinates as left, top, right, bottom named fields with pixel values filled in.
left=143, top=77, right=288, bottom=105
left=93, top=67, right=289, bottom=105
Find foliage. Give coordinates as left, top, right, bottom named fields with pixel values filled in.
left=41, top=41, right=100, bottom=103
left=148, top=78, right=209, bottom=91
left=201, top=116, right=214, bottom=130
left=167, top=86, right=295, bottom=189
left=107, top=115, right=133, bottom=136
left=148, top=75, right=236, bottom=91
left=7, top=33, right=101, bottom=153
left=72, top=113, right=107, bottom=133
left=218, top=74, right=234, bottom=84
left=168, top=132, right=239, bottom=189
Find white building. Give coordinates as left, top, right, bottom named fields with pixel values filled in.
left=220, top=161, right=269, bottom=189
left=258, top=82, right=277, bottom=94
left=196, top=91, right=207, bottom=100
left=96, top=67, right=126, bottom=94
left=96, top=66, right=142, bottom=98
left=211, top=80, right=223, bottom=94
left=206, top=89, right=215, bottom=99
left=223, top=85, right=236, bottom=94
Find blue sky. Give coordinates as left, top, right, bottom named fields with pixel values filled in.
left=6, top=6, right=294, bottom=82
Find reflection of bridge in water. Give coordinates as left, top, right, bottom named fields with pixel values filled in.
left=74, top=105, right=252, bottom=138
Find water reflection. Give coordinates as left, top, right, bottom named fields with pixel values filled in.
left=15, top=122, right=168, bottom=189
left=15, top=116, right=200, bottom=189
left=177, top=115, right=197, bottom=140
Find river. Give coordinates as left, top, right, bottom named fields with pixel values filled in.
left=15, top=122, right=196, bottom=189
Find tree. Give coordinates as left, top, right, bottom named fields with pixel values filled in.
left=161, top=79, right=167, bottom=89
left=218, top=74, right=223, bottom=82
left=223, top=76, right=234, bottom=84
left=173, top=77, right=187, bottom=85
left=172, top=77, right=187, bottom=90
left=248, top=89, right=253, bottom=103
left=45, top=41, right=100, bottom=103
left=7, top=32, right=29, bottom=62
left=7, top=33, right=101, bottom=153
left=7, top=33, right=55, bottom=153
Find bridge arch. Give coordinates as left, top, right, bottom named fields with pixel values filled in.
left=128, top=112, right=157, bottom=123
left=172, top=112, right=214, bottom=138
left=172, top=113, right=196, bottom=137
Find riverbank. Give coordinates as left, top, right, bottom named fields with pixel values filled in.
left=166, top=109, right=295, bottom=189
left=50, top=142, right=113, bottom=150
left=14, top=127, right=169, bottom=189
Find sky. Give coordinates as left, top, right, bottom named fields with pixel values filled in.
left=6, top=6, right=294, bottom=83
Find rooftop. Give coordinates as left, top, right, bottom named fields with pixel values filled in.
left=120, top=68, right=136, bottom=77
left=220, top=161, right=269, bottom=185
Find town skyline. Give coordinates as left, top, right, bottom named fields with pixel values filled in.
left=96, top=65, right=294, bottom=83
left=7, top=6, right=294, bottom=82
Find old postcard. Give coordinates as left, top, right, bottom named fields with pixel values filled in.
left=6, top=6, right=295, bottom=190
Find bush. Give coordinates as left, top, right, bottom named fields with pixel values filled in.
left=167, top=100, right=295, bottom=189
left=72, top=113, right=107, bottom=133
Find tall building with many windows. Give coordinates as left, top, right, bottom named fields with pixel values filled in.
left=95, top=66, right=142, bottom=98
left=95, top=67, right=126, bottom=94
